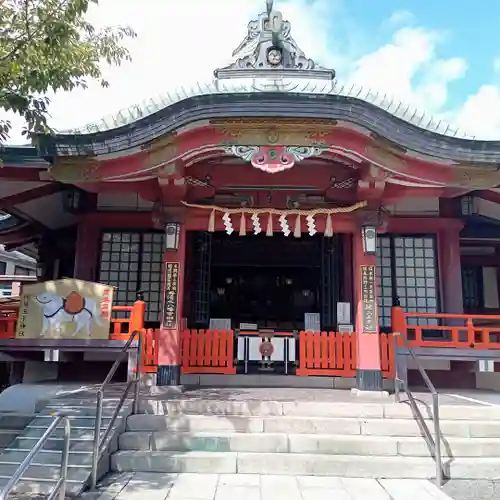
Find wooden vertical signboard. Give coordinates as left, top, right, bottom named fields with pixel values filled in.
left=360, top=265, right=377, bottom=333
left=163, top=262, right=180, bottom=329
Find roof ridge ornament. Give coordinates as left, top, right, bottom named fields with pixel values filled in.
left=215, top=0, right=335, bottom=81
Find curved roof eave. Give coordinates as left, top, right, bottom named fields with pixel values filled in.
left=0, top=212, right=28, bottom=233
left=38, top=92, right=500, bottom=165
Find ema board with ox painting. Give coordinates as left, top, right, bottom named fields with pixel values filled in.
left=15, top=279, right=114, bottom=340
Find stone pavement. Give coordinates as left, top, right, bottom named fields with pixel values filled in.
left=443, top=479, right=500, bottom=500
left=86, top=472, right=454, bottom=500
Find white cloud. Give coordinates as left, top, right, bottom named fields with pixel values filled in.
left=386, top=10, right=415, bottom=28
left=348, top=27, right=467, bottom=115
left=454, top=85, right=500, bottom=139
left=2, top=0, right=500, bottom=142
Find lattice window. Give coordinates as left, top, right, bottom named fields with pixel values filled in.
left=394, top=237, right=438, bottom=326
left=462, top=265, right=483, bottom=309
left=376, top=236, right=393, bottom=328
left=376, top=235, right=439, bottom=327
left=98, top=231, right=164, bottom=322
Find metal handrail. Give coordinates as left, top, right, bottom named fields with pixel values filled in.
left=0, top=415, right=71, bottom=500
left=90, top=329, right=143, bottom=490
left=393, top=332, right=443, bottom=487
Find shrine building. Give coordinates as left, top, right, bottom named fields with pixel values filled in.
left=2, top=0, right=500, bottom=392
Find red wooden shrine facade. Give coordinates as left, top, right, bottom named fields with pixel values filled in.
left=2, top=0, right=500, bottom=389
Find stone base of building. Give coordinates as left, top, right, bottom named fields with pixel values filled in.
left=355, top=368, right=383, bottom=392
left=157, top=364, right=181, bottom=386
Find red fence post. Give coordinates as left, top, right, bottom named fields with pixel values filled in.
left=130, top=300, right=145, bottom=333
left=391, top=306, right=406, bottom=345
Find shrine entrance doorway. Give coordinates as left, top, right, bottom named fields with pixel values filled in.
left=209, top=232, right=322, bottom=331
left=185, top=231, right=344, bottom=376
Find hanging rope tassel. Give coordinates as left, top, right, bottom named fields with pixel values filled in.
left=251, top=213, right=262, bottom=234
left=239, top=213, right=247, bottom=236
left=208, top=209, right=215, bottom=232
left=266, top=213, right=273, bottom=236
left=222, top=212, right=233, bottom=235
left=325, top=213, right=333, bottom=237
left=294, top=214, right=301, bottom=238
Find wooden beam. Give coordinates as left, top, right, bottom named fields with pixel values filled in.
left=476, top=190, right=500, bottom=205
left=0, top=183, right=62, bottom=209
left=0, top=167, right=45, bottom=181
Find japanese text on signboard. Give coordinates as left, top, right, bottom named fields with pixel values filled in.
left=163, top=262, right=179, bottom=329
left=360, top=265, right=377, bottom=333
left=17, top=294, right=29, bottom=337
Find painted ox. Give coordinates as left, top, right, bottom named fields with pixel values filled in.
left=33, top=292, right=103, bottom=337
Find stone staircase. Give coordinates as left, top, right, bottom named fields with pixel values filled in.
left=112, top=397, right=500, bottom=479
left=0, top=395, right=132, bottom=497
left=0, top=413, right=34, bottom=452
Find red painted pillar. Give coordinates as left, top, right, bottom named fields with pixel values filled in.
left=74, top=216, right=99, bottom=281
left=438, top=225, right=463, bottom=314
left=353, top=228, right=383, bottom=391
left=157, top=223, right=186, bottom=386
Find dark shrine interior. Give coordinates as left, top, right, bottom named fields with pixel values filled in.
left=187, top=231, right=336, bottom=330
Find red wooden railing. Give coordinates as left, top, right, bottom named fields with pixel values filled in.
left=178, top=328, right=396, bottom=379
left=0, top=302, right=18, bottom=339
left=296, top=331, right=356, bottom=377
left=391, top=306, right=500, bottom=350
left=181, top=329, right=236, bottom=374
left=380, top=333, right=395, bottom=378
left=140, top=328, right=158, bottom=373
left=109, top=301, right=145, bottom=340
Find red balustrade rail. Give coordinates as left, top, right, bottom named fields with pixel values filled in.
left=0, top=302, right=19, bottom=339
left=109, top=301, right=145, bottom=340
left=297, top=331, right=395, bottom=378
left=297, top=331, right=356, bottom=377
left=380, top=333, right=395, bottom=378
left=391, top=306, right=500, bottom=349
left=140, top=328, right=158, bottom=373
left=181, top=329, right=236, bottom=374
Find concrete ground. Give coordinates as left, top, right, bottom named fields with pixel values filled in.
left=443, top=480, right=500, bottom=500
left=86, top=472, right=453, bottom=500
left=145, top=385, right=500, bottom=405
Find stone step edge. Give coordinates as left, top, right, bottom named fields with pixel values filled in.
left=128, top=414, right=500, bottom=424
left=4, top=448, right=93, bottom=454
left=0, top=475, right=84, bottom=484
left=119, top=431, right=500, bottom=442
left=112, top=450, right=500, bottom=462
left=140, top=400, right=500, bottom=410
left=0, top=460, right=92, bottom=469
left=26, top=425, right=110, bottom=430
left=15, top=435, right=96, bottom=441
left=34, top=415, right=116, bottom=419
left=0, top=413, right=38, bottom=417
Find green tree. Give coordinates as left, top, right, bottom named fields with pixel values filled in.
left=0, top=0, right=136, bottom=143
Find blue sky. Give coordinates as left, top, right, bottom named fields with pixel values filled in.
left=339, top=0, right=500, bottom=110
left=2, top=0, right=500, bottom=142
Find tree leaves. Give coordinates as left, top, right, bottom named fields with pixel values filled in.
left=0, top=0, right=136, bottom=144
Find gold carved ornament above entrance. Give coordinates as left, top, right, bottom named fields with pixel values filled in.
left=181, top=200, right=367, bottom=238
left=211, top=118, right=334, bottom=147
